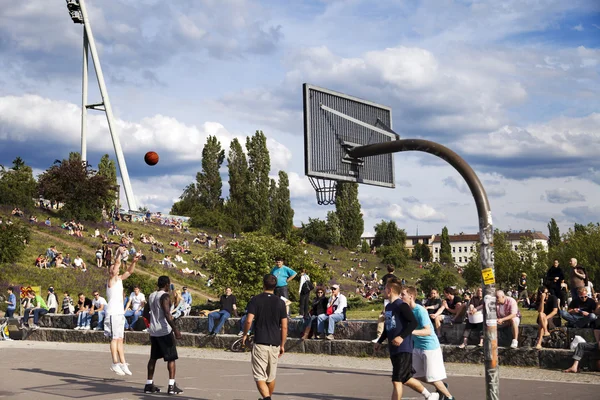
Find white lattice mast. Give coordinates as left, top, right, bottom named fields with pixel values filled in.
left=66, top=0, right=137, bottom=211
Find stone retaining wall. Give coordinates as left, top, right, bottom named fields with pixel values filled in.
left=12, top=315, right=600, bottom=371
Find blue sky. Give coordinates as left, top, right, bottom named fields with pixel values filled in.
left=0, top=0, right=599, bottom=236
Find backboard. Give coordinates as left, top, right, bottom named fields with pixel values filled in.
left=303, top=83, right=396, bottom=188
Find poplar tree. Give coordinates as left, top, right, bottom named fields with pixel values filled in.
left=197, top=135, right=225, bottom=210
left=97, top=154, right=117, bottom=210
left=246, top=130, right=271, bottom=231
left=440, top=226, right=453, bottom=264
left=226, top=138, right=249, bottom=230
left=547, top=218, right=561, bottom=248
left=335, top=182, right=363, bottom=248
left=271, top=171, right=294, bottom=238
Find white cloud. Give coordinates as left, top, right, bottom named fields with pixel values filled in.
left=406, top=204, right=446, bottom=222
left=545, top=188, right=586, bottom=204
left=572, top=24, right=584, bottom=31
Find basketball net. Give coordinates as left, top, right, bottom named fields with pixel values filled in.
left=308, top=177, right=337, bottom=206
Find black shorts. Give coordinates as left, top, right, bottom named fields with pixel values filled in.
left=150, top=333, right=178, bottom=362
left=390, top=352, right=414, bottom=383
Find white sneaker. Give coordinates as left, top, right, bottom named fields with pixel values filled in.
left=429, top=393, right=440, bottom=400
left=82, top=325, right=91, bottom=330
left=371, top=336, right=380, bottom=344
left=110, top=363, right=126, bottom=376
left=74, top=326, right=81, bottom=330
left=510, top=339, right=518, bottom=349
left=119, top=363, right=132, bottom=376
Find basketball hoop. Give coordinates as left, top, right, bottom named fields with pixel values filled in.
left=308, top=177, right=337, bottom=206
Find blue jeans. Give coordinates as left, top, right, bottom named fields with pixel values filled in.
left=208, top=310, right=230, bottom=334
left=560, top=310, right=597, bottom=328
left=24, top=308, right=48, bottom=325
left=6, top=309, right=15, bottom=318
left=77, top=311, right=91, bottom=327
left=239, top=314, right=254, bottom=334
left=92, top=310, right=105, bottom=329
left=317, top=312, right=344, bottom=334
left=124, top=309, right=142, bottom=329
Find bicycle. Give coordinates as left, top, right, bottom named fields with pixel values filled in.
left=231, top=333, right=254, bottom=352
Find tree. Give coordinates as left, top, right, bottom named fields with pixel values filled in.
left=491, top=230, right=521, bottom=289
left=439, top=226, right=453, bottom=264
left=37, top=156, right=116, bottom=221
left=412, top=242, right=432, bottom=262
left=549, top=223, right=600, bottom=286
left=360, top=239, right=370, bottom=253
left=171, top=183, right=200, bottom=216
left=335, top=182, right=363, bottom=248
left=419, top=263, right=460, bottom=294
left=379, top=245, right=408, bottom=269
left=0, top=222, right=31, bottom=264
left=246, top=131, right=271, bottom=231
left=97, top=154, right=118, bottom=210
left=200, top=233, right=331, bottom=308
left=547, top=218, right=561, bottom=248
left=271, top=171, right=294, bottom=239
left=226, top=138, right=249, bottom=231
left=326, top=211, right=341, bottom=246
left=197, top=135, right=225, bottom=210
left=373, top=220, right=406, bottom=248
left=301, top=218, right=330, bottom=246
left=0, top=158, right=37, bottom=208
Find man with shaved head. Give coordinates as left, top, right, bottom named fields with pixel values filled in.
left=496, top=290, right=520, bottom=349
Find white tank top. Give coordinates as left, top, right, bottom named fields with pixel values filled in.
left=106, top=278, right=124, bottom=316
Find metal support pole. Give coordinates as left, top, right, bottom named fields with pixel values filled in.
left=81, top=29, right=88, bottom=162
left=349, top=139, right=499, bottom=400
left=78, top=0, right=137, bottom=211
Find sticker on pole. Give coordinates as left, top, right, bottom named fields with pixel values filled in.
left=482, top=268, right=495, bottom=285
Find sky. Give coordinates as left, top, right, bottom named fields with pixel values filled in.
left=0, top=0, right=599, bottom=237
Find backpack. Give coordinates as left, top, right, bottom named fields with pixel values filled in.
left=301, top=280, right=314, bottom=295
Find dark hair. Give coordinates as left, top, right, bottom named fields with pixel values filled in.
left=275, top=256, right=284, bottom=262
left=443, top=287, right=455, bottom=295
left=7, top=286, right=13, bottom=292
left=386, top=264, right=394, bottom=273
left=158, top=275, right=170, bottom=289
left=77, top=292, right=84, bottom=297
left=263, top=274, right=277, bottom=290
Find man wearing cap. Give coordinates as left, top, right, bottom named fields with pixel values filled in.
left=270, top=257, right=297, bottom=301
left=317, top=284, right=347, bottom=340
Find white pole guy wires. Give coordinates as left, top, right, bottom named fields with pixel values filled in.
left=66, top=0, right=138, bottom=211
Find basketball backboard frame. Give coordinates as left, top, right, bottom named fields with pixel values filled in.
left=303, top=83, right=397, bottom=188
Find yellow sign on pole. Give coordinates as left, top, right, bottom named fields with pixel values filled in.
left=482, top=268, right=495, bottom=285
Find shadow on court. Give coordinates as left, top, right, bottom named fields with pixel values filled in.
left=13, top=368, right=209, bottom=400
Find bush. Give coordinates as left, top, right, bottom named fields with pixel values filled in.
left=0, top=222, right=30, bottom=264
left=418, top=263, right=460, bottom=293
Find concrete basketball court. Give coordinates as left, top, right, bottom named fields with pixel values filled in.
left=1, top=341, right=598, bottom=399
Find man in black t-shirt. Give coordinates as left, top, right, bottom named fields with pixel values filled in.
left=518, top=273, right=530, bottom=307
left=559, top=287, right=597, bottom=328
left=75, top=293, right=93, bottom=329
left=534, top=286, right=559, bottom=349
left=207, top=287, right=237, bottom=335
left=432, top=287, right=463, bottom=338
left=243, top=274, right=288, bottom=400
left=372, top=265, right=399, bottom=343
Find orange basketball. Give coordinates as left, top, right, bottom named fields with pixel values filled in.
left=144, top=151, right=159, bottom=166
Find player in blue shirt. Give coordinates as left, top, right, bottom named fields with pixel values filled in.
left=401, top=286, right=455, bottom=400
left=375, top=278, right=440, bottom=400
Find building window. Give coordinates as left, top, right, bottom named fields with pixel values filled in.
left=470, top=246, right=474, bottom=252
left=459, top=257, right=462, bottom=263
left=423, top=238, right=429, bottom=244
left=412, top=239, right=419, bottom=245
left=452, top=247, right=455, bottom=253
left=514, top=245, right=518, bottom=251
left=452, top=257, right=456, bottom=262
left=435, top=247, right=439, bottom=253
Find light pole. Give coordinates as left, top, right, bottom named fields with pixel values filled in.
left=65, top=0, right=137, bottom=211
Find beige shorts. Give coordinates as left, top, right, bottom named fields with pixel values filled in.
left=251, top=344, right=280, bottom=382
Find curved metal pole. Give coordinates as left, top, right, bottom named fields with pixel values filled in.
left=349, top=139, right=499, bottom=400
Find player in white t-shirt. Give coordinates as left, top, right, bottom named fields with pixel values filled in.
left=125, top=286, right=146, bottom=330
left=91, top=291, right=107, bottom=331
left=105, top=247, right=140, bottom=376
left=401, top=286, right=455, bottom=400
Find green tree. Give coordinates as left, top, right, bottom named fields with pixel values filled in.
left=0, top=158, right=37, bottom=208
left=412, top=243, right=432, bottom=262
left=37, top=157, right=116, bottom=221
left=271, top=171, right=294, bottom=239
left=360, top=239, right=370, bottom=253
left=246, top=131, right=271, bottom=231
left=335, top=182, right=363, bottom=248
left=491, top=230, right=521, bottom=289
left=200, top=233, right=330, bottom=308
left=462, top=254, right=483, bottom=289
left=326, top=211, right=341, bottom=246
left=549, top=223, right=600, bottom=285
left=171, top=184, right=200, bottom=216
left=379, top=245, right=408, bottom=269
left=439, top=226, right=453, bottom=264
left=547, top=218, right=561, bottom=248
left=0, top=222, right=31, bottom=264
left=373, top=220, right=406, bottom=248
left=197, top=135, right=225, bottom=210
left=301, top=218, right=330, bottom=247
left=226, top=138, right=249, bottom=231
left=418, top=263, right=460, bottom=294
left=97, top=154, right=118, bottom=210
